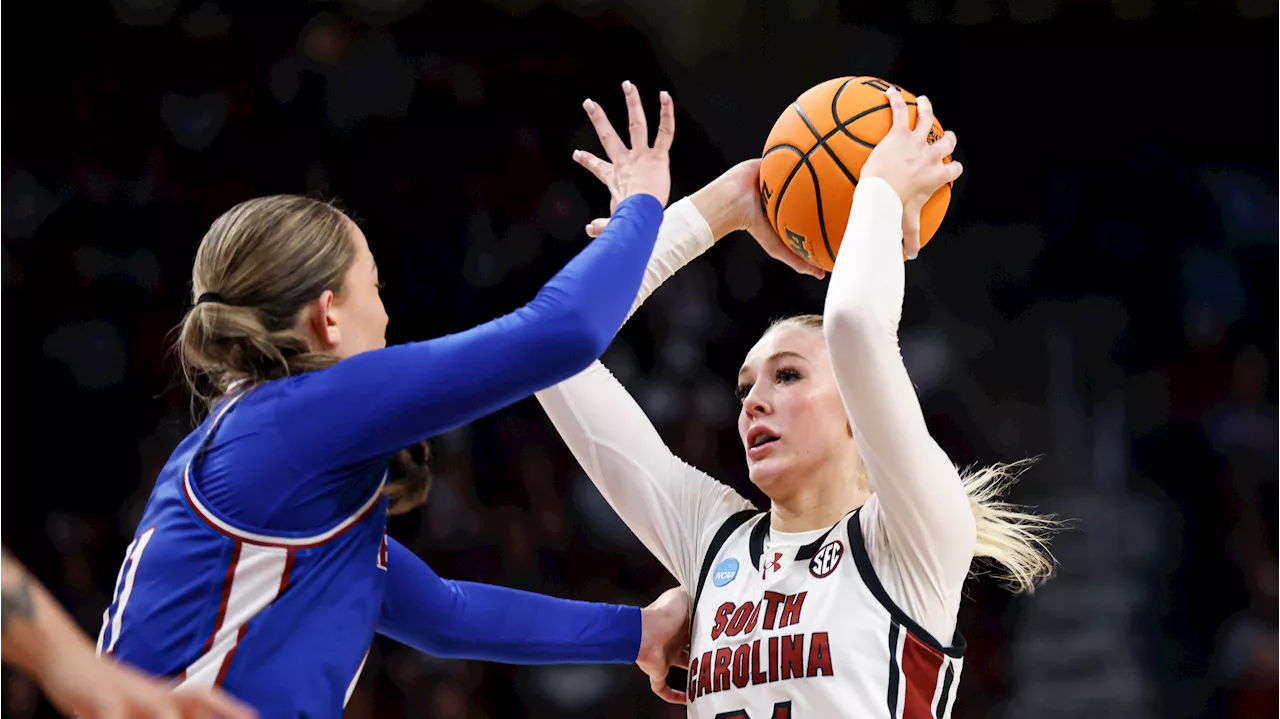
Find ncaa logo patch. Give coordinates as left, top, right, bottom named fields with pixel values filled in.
left=712, top=558, right=740, bottom=587
left=809, top=540, right=844, bottom=578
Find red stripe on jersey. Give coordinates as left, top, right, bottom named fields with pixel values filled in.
left=201, top=542, right=242, bottom=655
left=279, top=550, right=296, bottom=594
left=900, top=631, right=945, bottom=718
left=216, top=624, right=250, bottom=687
left=174, top=544, right=292, bottom=691
left=213, top=549, right=295, bottom=687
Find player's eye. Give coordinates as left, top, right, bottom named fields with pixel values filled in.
left=775, top=367, right=802, bottom=384
left=735, top=383, right=752, bottom=401
left=376, top=280, right=386, bottom=290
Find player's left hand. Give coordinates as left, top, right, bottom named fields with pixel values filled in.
left=575, top=81, right=675, bottom=212
left=636, top=586, right=691, bottom=705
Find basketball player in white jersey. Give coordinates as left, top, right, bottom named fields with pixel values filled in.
left=538, top=87, right=1060, bottom=717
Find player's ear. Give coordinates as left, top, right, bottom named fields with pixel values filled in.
left=306, top=289, right=340, bottom=350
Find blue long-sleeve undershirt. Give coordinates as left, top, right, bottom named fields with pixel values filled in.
left=378, top=538, right=641, bottom=664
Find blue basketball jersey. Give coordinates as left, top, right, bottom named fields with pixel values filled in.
left=97, top=391, right=390, bottom=717
left=93, top=193, right=666, bottom=717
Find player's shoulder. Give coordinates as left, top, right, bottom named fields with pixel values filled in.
left=849, top=496, right=966, bottom=652
left=853, top=493, right=884, bottom=535
left=670, top=454, right=755, bottom=530
left=698, top=502, right=765, bottom=563
left=696, top=485, right=758, bottom=538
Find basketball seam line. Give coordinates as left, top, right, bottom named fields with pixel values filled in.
left=791, top=103, right=842, bottom=262
left=763, top=89, right=918, bottom=243
left=795, top=103, right=858, bottom=185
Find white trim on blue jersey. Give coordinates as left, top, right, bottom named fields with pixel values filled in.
left=180, top=386, right=389, bottom=549
left=182, top=464, right=387, bottom=549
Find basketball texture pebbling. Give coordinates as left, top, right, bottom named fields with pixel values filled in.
left=759, top=76, right=953, bottom=271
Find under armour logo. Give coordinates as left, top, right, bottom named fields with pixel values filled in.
left=762, top=551, right=784, bottom=579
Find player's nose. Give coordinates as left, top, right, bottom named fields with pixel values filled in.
left=742, top=384, right=772, bottom=418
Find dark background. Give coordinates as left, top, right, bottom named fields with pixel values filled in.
left=2, top=0, right=1275, bottom=717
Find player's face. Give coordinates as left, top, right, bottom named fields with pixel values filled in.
left=327, top=222, right=389, bottom=359
left=736, top=325, right=855, bottom=496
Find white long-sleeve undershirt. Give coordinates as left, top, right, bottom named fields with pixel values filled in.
left=535, top=179, right=974, bottom=643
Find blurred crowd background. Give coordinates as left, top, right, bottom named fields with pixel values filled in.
left=2, top=0, right=1275, bottom=717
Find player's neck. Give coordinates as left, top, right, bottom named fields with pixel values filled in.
left=770, top=469, right=869, bottom=533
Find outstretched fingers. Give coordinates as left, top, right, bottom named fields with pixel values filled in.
left=578, top=80, right=675, bottom=209
left=583, top=98, right=628, bottom=161
left=622, top=80, right=649, bottom=149
left=653, top=91, right=675, bottom=153
left=572, top=149, right=613, bottom=186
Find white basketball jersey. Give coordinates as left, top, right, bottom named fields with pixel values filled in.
left=686, top=508, right=965, bottom=719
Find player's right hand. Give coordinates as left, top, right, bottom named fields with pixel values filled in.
left=712, top=159, right=826, bottom=279
left=573, top=81, right=674, bottom=212
left=859, top=87, right=962, bottom=257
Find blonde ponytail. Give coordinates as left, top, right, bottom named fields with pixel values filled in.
left=960, top=458, right=1060, bottom=594
left=176, top=194, right=433, bottom=516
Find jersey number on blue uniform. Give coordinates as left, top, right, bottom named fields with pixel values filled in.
left=98, top=527, right=158, bottom=654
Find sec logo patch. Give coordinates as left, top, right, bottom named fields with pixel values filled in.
left=712, top=558, right=740, bottom=587
left=809, top=540, right=844, bottom=578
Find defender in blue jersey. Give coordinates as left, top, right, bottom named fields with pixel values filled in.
left=97, top=84, right=690, bottom=716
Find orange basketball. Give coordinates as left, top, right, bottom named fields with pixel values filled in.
left=759, top=77, right=953, bottom=271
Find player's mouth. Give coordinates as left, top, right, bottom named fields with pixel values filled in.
left=746, top=426, right=780, bottom=460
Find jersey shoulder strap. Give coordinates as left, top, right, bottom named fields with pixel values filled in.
left=693, top=509, right=763, bottom=611
left=845, top=507, right=968, bottom=658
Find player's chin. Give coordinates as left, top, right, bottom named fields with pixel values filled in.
left=745, top=454, right=788, bottom=491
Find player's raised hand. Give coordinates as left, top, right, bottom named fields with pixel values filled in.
left=859, top=87, right=961, bottom=257
left=706, top=159, right=825, bottom=279
left=636, top=586, right=691, bottom=705
left=573, top=81, right=675, bottom=213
